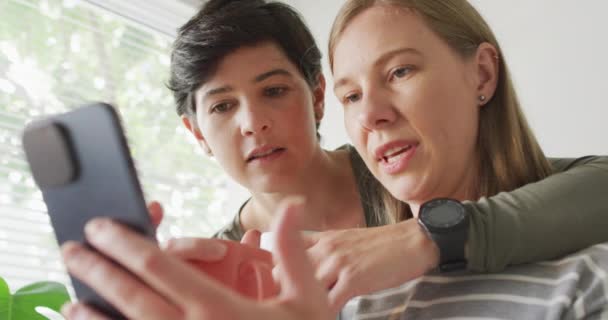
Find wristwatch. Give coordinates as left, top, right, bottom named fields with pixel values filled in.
left=417, top=198, right=469, bottom=272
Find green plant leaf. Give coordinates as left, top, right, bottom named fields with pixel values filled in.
left=0, top=277, right=11, bottom=320
left=9, top=281, right=71, bottom=320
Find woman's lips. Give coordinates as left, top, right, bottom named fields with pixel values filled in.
left=247, top=148, right=286, bottom=164
left=379, top=144, right=418, bottom=175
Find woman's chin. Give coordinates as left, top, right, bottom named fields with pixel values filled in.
left=385, top=174, right=431, bottom=204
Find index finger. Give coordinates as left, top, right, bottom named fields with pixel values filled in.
left=272, top=200, right=327, bottom=300
left=241, top=229, right=261, bottom=248
left=84, top=218, right=251, bottom=315
left=164, top=237, right=228, bottom=262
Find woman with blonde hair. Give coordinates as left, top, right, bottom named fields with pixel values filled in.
left=308, top=0, right=608, bottom=317
left=59, top=1, right=607, bottom=319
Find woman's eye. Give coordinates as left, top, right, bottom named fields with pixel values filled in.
left=343, top=93, right=361, bottom=104
left=264, top=86, right=288, bottom=97
left=391, top=66, right=413, bottom=79
left=210, top=102, right=233, bottom=114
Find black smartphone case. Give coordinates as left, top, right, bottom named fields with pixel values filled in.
left=22, top=102, right=155, bottom=319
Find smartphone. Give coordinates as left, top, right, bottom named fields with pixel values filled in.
left=22, top=102, right=155, bottom=319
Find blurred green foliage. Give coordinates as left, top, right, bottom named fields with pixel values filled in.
left=0, top=0, right=232, bottom=294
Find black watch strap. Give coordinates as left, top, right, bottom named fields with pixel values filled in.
left=432, top=229, right=467, bottom=272
left=418, top=198, right=469, bottom=273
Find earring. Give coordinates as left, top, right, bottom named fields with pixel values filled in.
left=478, top=95, right=487, bottom=106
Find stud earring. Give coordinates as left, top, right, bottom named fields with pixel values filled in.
left=479, top=95, right=487, bottom=106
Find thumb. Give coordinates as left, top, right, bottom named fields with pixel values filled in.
left=241, top=229, right=261, bottom=248
left=147, top=201, right=164, bottom=229
left=272, top=199, right=327, bottom=301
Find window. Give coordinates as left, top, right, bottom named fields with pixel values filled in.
left=0, top=0, right=233, bottom=294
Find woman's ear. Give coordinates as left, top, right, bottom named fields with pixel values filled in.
left=181, top=115, right=213, bottom=156
left=475, top=42, right=500, bottom=106
left=312, top=74, right=326, bottom=122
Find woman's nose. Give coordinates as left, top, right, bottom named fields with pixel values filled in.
left=240, top=103, right=272, bottom=136
left=357, top=87, right=398, bottom=131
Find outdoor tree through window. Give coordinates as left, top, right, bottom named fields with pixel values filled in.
left=0, top=0, right=232, bottom=292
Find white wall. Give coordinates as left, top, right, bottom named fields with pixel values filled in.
left=282, top=0, right=350, bottom=150
left=284, top=0, right=608, bottom=157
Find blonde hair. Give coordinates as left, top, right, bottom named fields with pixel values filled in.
left=330, top=0, right=552, bottom=222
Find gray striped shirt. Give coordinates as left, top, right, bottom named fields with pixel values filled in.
left=341, top=243, right=608, bottom=320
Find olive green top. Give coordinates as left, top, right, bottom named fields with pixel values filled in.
left=214, top=146, right=608, bottom=272
left=212, top=145, right=381, bottom=240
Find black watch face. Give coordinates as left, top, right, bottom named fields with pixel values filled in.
left=420, top=199, right=465, bottom=229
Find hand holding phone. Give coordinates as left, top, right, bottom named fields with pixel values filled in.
left=22, top=103, right=155, bottom=319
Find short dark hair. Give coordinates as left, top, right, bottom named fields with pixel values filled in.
left=167, top=0, right=323, bottom=117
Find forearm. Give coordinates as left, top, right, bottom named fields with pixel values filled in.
left=465, top=156, right=608, bottom=272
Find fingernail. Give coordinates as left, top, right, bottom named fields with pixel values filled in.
left=287, top=196, right=306, bottom=207
left=62, top=303, right=88, bottom=320
left=162, top=238, right=175, bottom=250
left=205, top=241, right=228, bottom=260
left=61, top=303, right=74, bottom=317
left=61, top=242, right=82, bottom=264
left=84, top=218, right=106, bottom=235
left=272, top=266, right=279, bottom=281
left=84, top=219, right=114, bottom=243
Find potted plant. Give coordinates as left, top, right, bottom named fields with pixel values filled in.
left=0, top=276, right=71, bottom=320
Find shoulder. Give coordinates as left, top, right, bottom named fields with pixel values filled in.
left=212, top=221, right=243, bottom=241
left=335, top=144, right=370, bottom=177
left=548, top=155, right=607, bottom=172
left=211, top=201, right=248, bottom=241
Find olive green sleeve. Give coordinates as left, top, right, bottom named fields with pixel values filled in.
left=212, top=222, right=243, bottom=241
left=211, top=200, right=249, bottom=241
left=465, top=156, right=608, bottom=272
